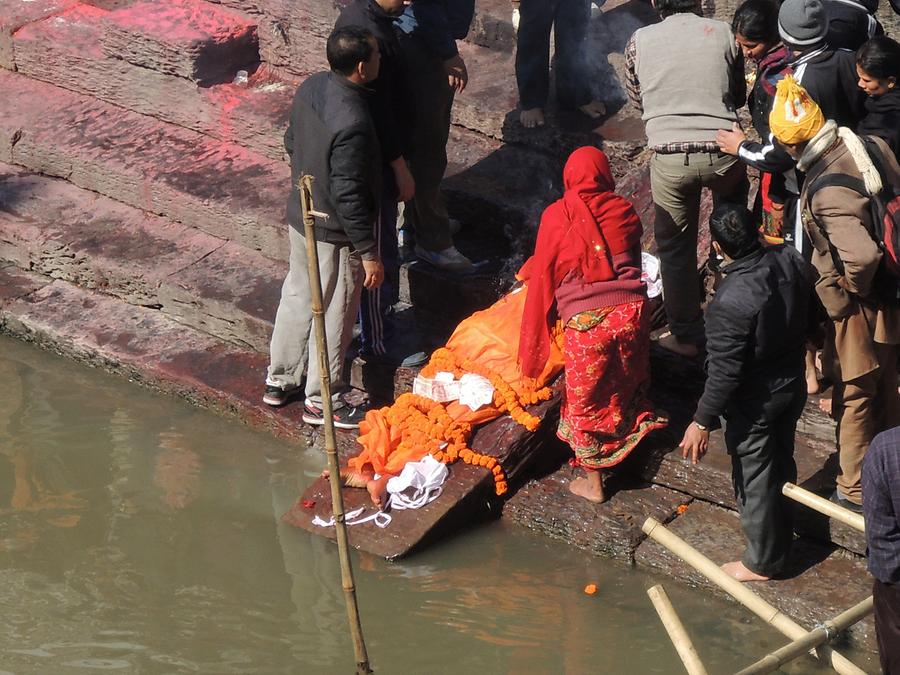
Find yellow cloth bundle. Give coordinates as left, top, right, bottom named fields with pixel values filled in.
left=768, top=75, right=825, bottom=145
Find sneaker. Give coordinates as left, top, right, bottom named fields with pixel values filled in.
left=263, top=384, right=300, bottom=407
left=829, top=489, right=864, bottom=514
left=302, top=400, right=369, bottom=430
left=360, top=349, right=429, bottom=368
left=414, top=245, right=474, bottom=272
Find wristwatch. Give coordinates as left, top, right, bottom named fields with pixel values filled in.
left=693, top=421, right=709, bottom=431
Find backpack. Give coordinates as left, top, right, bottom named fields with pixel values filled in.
left=806, top=137, right=900, bottom=303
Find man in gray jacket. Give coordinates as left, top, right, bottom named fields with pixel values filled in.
left=263, top=26, right=383, bottom=430
left=625, top=0, right=748, bottom=357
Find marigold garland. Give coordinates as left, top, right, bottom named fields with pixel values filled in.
left=390, top=350, right=552, bottom=496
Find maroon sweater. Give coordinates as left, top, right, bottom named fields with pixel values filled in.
left=554, top=247, right=646, bottom=324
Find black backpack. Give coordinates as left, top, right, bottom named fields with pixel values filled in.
left=806, top=137, right=900, bottom=303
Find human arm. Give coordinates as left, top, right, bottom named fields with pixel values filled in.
left=726, top=34, right=747, bottom=110
left=329, top=124, right=378, bottom=259
left=624, top=35, right=643, bottom=114
left=390, top=156, right=415, bottom=202
left=397, top=0, right=474, bottom=59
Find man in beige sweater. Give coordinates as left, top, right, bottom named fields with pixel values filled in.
left=625, top=0, right=748, bottom=357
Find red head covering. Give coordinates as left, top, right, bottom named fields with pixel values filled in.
left=517, top=147, right=643, bottom=377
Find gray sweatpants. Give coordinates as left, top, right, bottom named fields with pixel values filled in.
left=266, top=227, right=363, bottom=406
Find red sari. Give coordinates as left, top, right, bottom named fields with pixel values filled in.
left=518, top=147, right=666, bottom=470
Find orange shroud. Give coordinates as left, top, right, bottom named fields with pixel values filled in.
left=349, top=287, right=565, bottom=478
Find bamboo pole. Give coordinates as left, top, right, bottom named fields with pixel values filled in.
left=735, top=596, right=874, bottom=675
left=300, top=175, right=372, bottom=675
left=782, top=483, right=866, bottom=533
left=641, top=517, right=866, bottom=675
left=646, top=584, right=708, bottom=675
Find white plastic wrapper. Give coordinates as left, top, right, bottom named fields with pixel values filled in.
left=641, top=251, right=664, bottom=299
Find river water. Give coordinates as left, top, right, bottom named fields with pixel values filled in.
left=0, top=336, right=856, bottom=674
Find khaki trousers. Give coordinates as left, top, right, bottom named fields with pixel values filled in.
left=266, top=227, right=363, bottom=405
left=650, top=150, right=747, bottom=342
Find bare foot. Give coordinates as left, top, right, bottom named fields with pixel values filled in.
left=805, top=348, right=820, bottom=395
left=818, top=397, right=832, bottom=416
left=657, top=332, right=700, bottom=358
left=721, top=560, right=771, bottom=582
left=568, top=473, right=606, bottom=503
left=520, top=107, right=545, bottom=128
left=366, top=475, right=391, bottom=509
left=320, top=468, right=373, bottom=489
left=579, top=100, right=607, bottom=118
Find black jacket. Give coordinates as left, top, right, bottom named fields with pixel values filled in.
left=694, top=246, right=810, bottom=427
left=284, top=72, right=381, bottom=257
left=858, top=89, right=900, bottom=162
left=791, top=46, right=866, bottom=128
left=824, top=0, right=883, bottom=51
left=334, top=0, right=410, bottom=164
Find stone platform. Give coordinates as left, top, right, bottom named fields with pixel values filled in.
left=0, top=0, right=887, bottom=664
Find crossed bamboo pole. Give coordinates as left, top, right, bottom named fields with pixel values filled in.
left=300, top=175, right=372, bottom=674
left=641, top=517, right=868, bottom=675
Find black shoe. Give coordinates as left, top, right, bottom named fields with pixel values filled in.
left=263, top=384, right=300, bottom=407
left=302, top=400, right=368, bottom=430
left=828, top=489, right=864, bottom=514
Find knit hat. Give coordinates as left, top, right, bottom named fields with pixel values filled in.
left=769, top=75, right=826, bottom=145
left=778, top=0, right=828, bottom=46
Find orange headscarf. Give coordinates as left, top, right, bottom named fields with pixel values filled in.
left=517, top=147, right=643, bottom=377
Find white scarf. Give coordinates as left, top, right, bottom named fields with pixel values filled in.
left=798, top=120, right=883, bottom=196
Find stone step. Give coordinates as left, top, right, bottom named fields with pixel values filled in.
left=0, top=69, right=289, bottom=261
left=12, top=4, right=292, bottom=162
left=0, top=266, right=307, bottom=441
left=100, top=0, right=259, bottom=85
left=0, top=163, right=284, bottom=353
left=0, top=0, right=78, bottom=70
left=466, top=0, right=516, bottom=52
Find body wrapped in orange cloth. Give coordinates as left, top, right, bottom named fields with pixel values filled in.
left=342, top=286, right=565, bottom=506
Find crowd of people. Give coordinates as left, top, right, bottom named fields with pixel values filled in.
left=257, top=0, right=900, bottom=668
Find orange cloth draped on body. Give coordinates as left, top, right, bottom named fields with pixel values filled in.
left=348, top=286, right=566, bottom=495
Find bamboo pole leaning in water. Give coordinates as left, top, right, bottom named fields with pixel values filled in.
left=782, top=483, right=866, bottom=533
left=300, top=175, right=372, bottom=675
left=735, top=596, right=874, bottom=675
left=641, top=517, right=866, bottom=675
left=646, top=585, right=708, bottom=675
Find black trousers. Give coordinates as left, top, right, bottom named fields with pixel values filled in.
left=515, top=0, right=591, bottom=110
left=875, top=579, right=900, bottom=675
left=724, top=380, right=806, bottom=577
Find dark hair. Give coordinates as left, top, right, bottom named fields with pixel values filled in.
left=326, top=26, right=375, bottom=76
left=655, top=0, right=700, bottom=18
left=709, top=203, right=762, bottom=259
left=856, top=36, right=900, bottom=81
left=732, top=0, right=780, bottom=44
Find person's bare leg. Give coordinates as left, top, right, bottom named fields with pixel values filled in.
left=520, top=107, right=545, bottom=128
left=721, top=560, right=771, bottom=582
left=578, top=100, right=606, bottom=118
left=805, top=346, right=820, bottom=395
left=320, top=468, right=373, bottom=489
left=568, top=470, right=606, bottom=503
left=366, top=475, right=391, bottom=509
left=657, top=331, right=700, bottom=358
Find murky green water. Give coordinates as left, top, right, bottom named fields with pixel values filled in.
left=0, top=336, right=866, bottom=674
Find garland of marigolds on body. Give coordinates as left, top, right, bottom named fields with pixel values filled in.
left=384, top=348, right=554, bottom=496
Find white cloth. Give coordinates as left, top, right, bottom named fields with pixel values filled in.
left=641, top=252, right=663, bottom=299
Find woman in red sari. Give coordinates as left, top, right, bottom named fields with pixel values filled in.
left=518, top=146, right=666, bottom=503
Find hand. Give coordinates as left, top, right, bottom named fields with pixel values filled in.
left=444, top=54, right=468, bottom=93
left=362, top=258, right=384, bottom=290
left=716, top=122, right=747, bottom=156
left=391, top=157, right=415, bottom=202
left=679, top=422, right=710, bottom=465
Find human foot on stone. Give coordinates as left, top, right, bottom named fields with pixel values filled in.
left=321, top=468, right=372, bottom=489
left=721, top=560, right=770, bottom=582
left=657, top=331, right=700, bottom=358
left=568, top=475, right=606, bottom=503
left=367, top=475, right=391, bottom=509
left=520, top=107, right=545, bottom=128
left=818, top=397, right=832, bottom=416
left=579, top=100, right=607, bottom=118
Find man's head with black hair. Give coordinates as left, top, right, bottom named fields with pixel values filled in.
left=652, top=0, right=701, bottom=18
left=709, top=203, right=762, bottom=261
left=327, top=26, right=380, bottom=81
